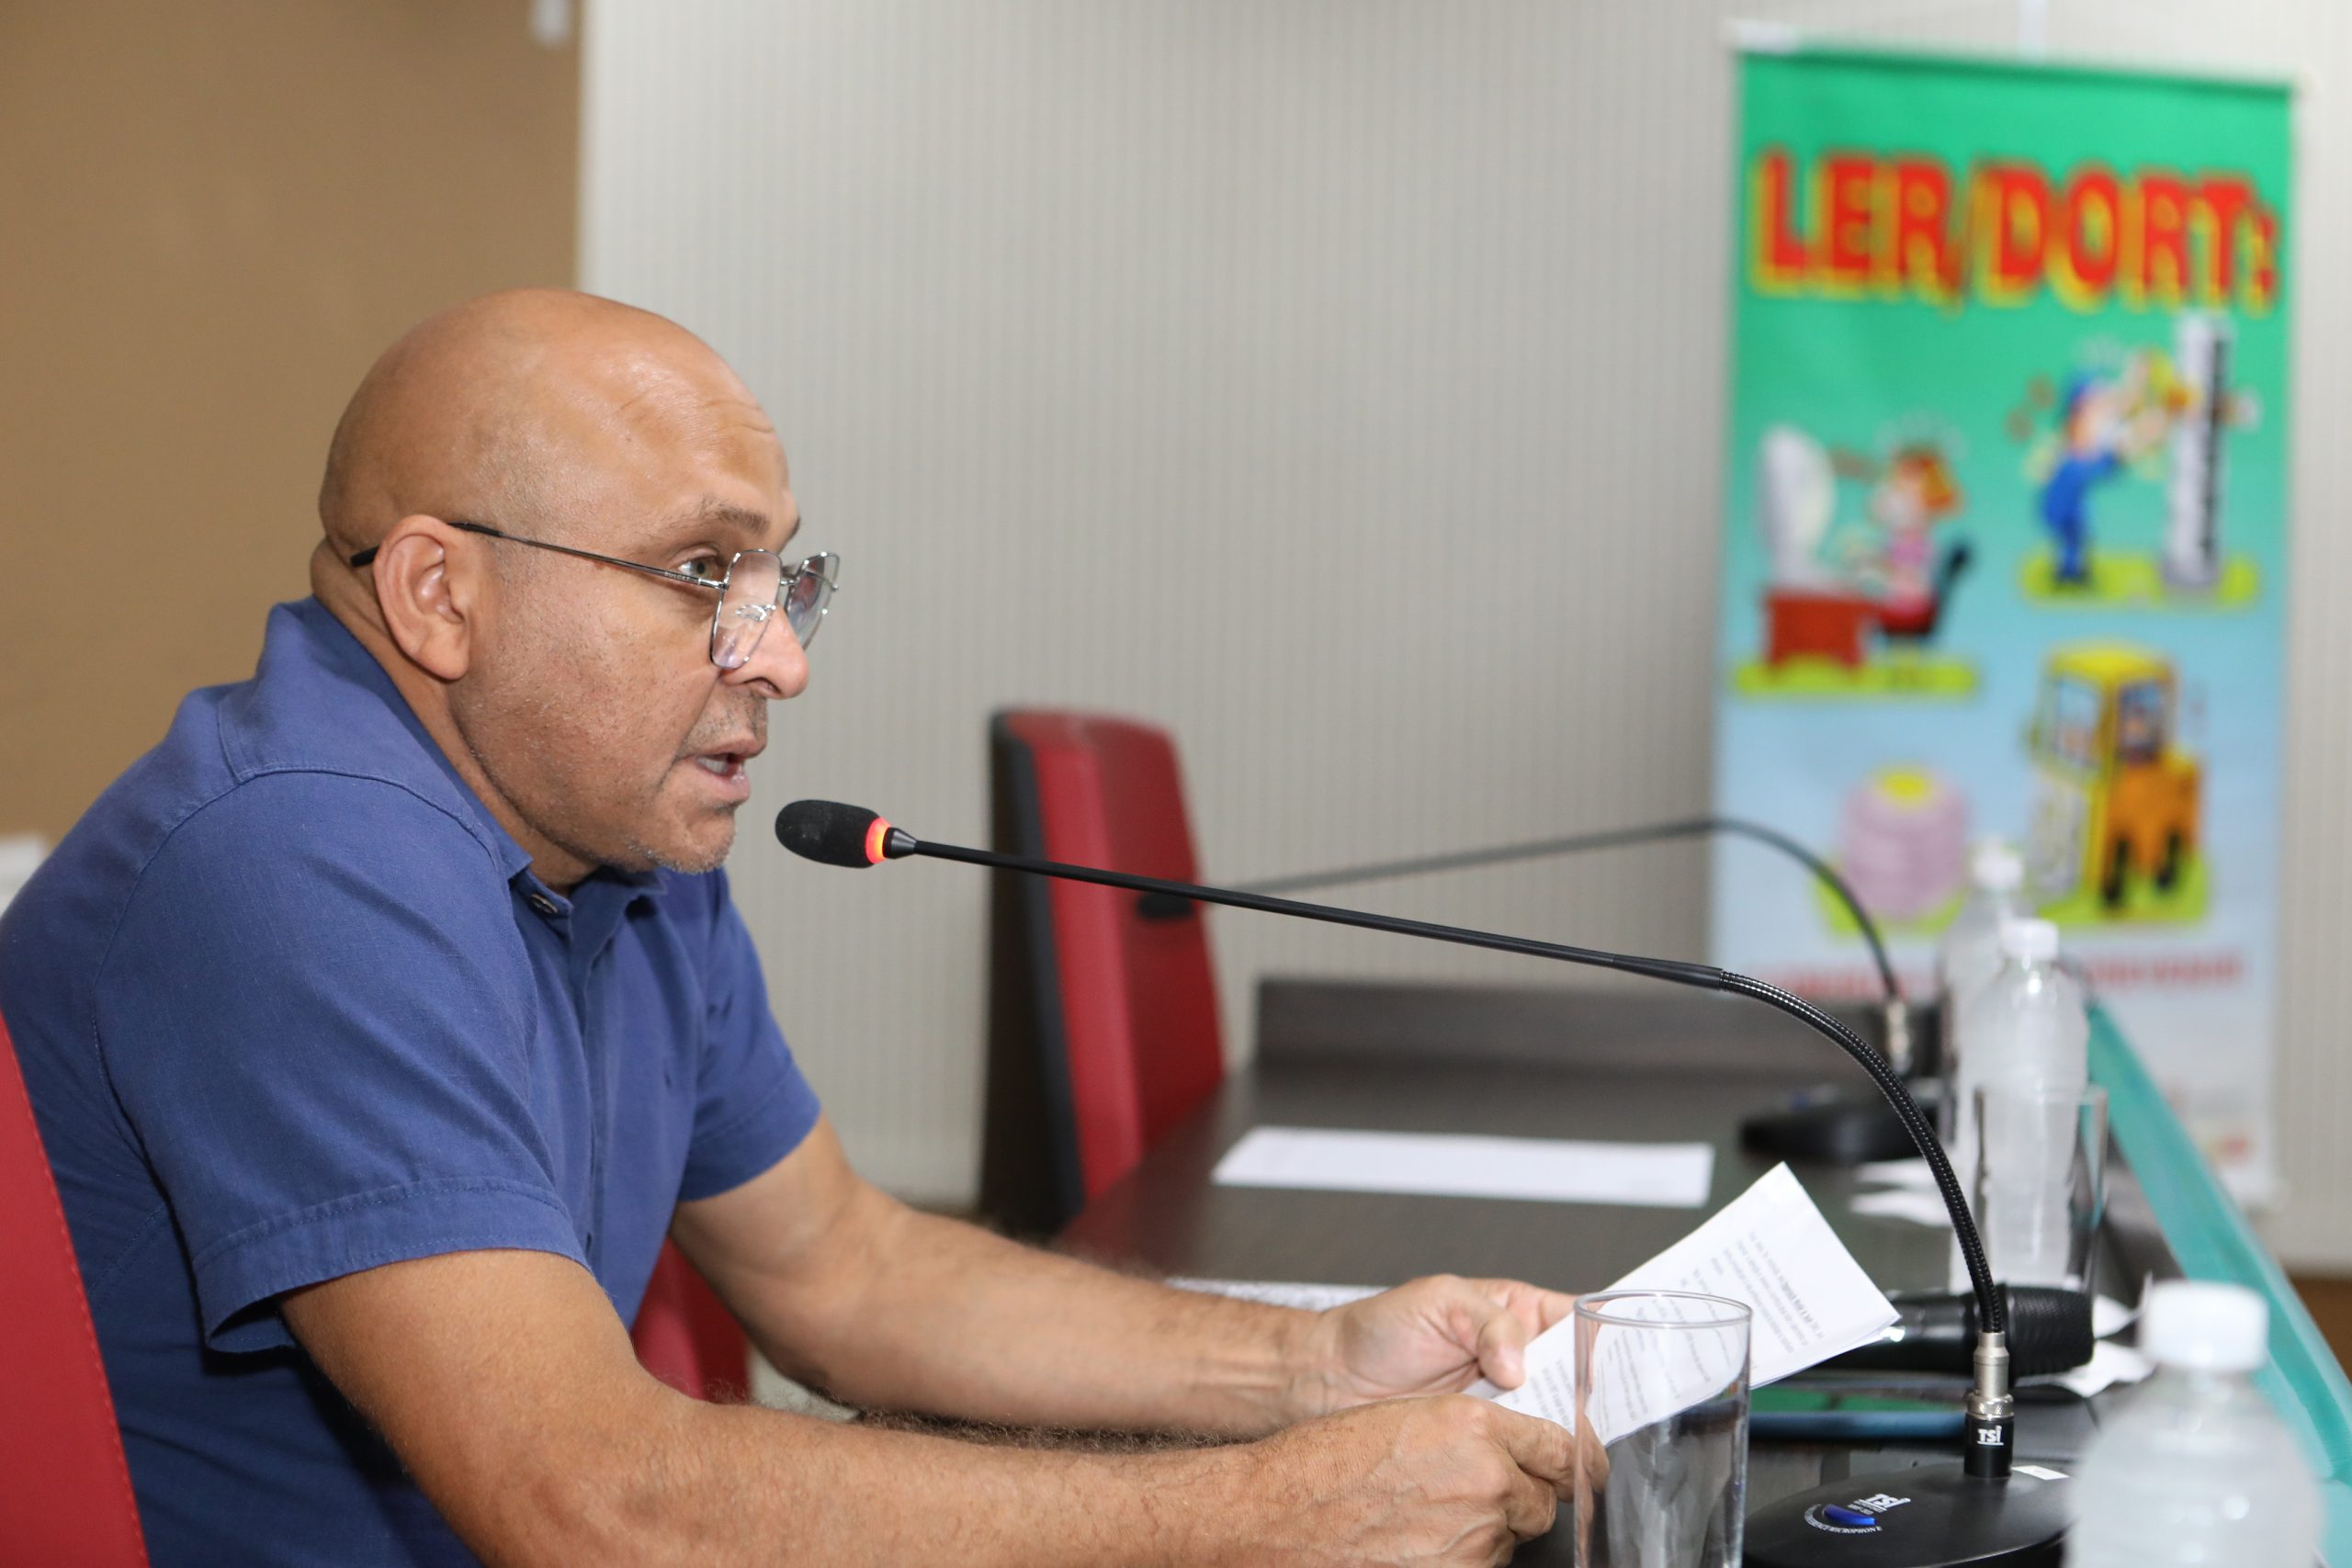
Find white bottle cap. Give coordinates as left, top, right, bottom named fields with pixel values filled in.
left=1998, top=918, right=2059, bottom=964
left=2140, top=1280, right=2268, bottom=1372
left=1972, top=840, right=2024, bottom=894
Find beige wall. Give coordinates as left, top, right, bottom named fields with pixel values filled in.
left=0, top=1, right=578, bottom=843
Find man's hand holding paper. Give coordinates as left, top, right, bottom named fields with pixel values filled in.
left=1296, top=1274, right=1580, bottom=1412
left=1476, top=1164, right=1897, bottom=1441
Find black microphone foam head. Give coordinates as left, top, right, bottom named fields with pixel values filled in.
left=775, top=799, right=888, bottom=868
left=2003, top=1285, right=2096, bottom=1377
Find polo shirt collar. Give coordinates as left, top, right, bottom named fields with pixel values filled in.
left=255, top=601, right=670, bottom=901
left=298, top=600, right=536, bottom=884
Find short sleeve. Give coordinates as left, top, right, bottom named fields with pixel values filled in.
left=96, top=774, right=584, bottom=1352
left=676, top=869, right=820, bottom=1201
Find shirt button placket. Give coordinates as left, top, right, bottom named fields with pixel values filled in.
left=578, top=955, right=605, bottom=1268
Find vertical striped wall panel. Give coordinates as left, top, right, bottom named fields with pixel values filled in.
left=583, top=0, right=2352, bottom=1266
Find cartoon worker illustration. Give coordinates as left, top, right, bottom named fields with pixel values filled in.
left=2025, top=351, right=2187, bottom=587
left=1858, top=445, right=1971, bottom=645
left=1749, top=425, right=1974, bottom=678
left=2008, top=320, right=2264, bottom=601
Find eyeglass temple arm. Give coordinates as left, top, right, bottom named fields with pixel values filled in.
left=346, top=520, right=517, bottom=570
left=345, top=518, right=493, bottom=570
left=350, top=524, right=832, bottom=597
left=348, top=522, right=718, bottom=592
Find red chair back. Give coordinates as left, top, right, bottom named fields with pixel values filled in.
left=631, top=1240, right=749, bottom=1402
left=2, top=1013, right=732, bottom=1568
left=982, top=712, right=1225, bottom=1235
left=0, top=1010, right=150, bottom=1565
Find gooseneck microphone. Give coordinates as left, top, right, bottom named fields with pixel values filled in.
left=774, top=798, right=2070, bottom=1564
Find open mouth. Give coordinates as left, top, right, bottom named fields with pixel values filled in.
left=692, top=752, right=749, bottom=784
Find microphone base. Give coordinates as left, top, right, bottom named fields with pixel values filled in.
left=1743, top=1461, right=2070, bottom=1566
left=1739, top=1093, right=1921, bottom=1166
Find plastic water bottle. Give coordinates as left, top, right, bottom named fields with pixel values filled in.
left=1950, top=919, right=2086, bottom=1287
left=1938, top=840, right=2025, bottom=1025
left=2068, top=1280, right=2320, bottom=1566
left=1953, top=918, right=2086, bottom=1100
left=1936, top=840, right=2025, bottom=1130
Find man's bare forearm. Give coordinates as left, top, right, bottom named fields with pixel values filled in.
left=568, top=1393, right=1257, bottom=1568
left=526, top=1368, right=1568, bottom=1568
left=742, top=1193, right=1338, bottom=1437
left=288, top=1227, right=1568, bottom=1567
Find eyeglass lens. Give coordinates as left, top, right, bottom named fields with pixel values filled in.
left=710, top=552, right=833, bottom=669
left=712, top=552, right=786, bottom=669
left=781, top=563, right=830, bottom=645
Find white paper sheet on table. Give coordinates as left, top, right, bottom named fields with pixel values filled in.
left=2091, top=1293, right=2138, bottom=1339
left=1851, top=1156, right=1954, bottom=1227
left=1855, top=1156, right=1938, bottom=1190
left=1849, top=1187, right=1954, bottom=1227
left=2052, top=1338, right=2154, bottom=1397
left=1476, top=1164, right=1898, bottom=1443
left=1210, top=1126, right=1715, bottom=1209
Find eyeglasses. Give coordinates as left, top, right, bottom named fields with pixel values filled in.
left=348, top=520, right=840, bottom=668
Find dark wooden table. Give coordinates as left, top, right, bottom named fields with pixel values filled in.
left=1058, top=979, right=2122, bottom=1564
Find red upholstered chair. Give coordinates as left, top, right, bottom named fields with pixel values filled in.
left=2, top=1014, right=731, bottom=1568
left=0, top=1010, right=150, bottom=1566
left=632, top=1241, right=750, bottom=1402
left=981, top=711, right=1227, bottom=1236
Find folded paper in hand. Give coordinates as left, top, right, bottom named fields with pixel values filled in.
left=1474, top=1164, right=1896, bottom=1444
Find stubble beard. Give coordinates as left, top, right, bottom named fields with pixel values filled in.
left=628, top=792, right=740, bottom=876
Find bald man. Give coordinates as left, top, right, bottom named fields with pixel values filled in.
left=0, top=290, right=1577, bottom=1567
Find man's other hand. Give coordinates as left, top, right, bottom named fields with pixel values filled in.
left=1299, top=1274, right=1575, bottom=1414
left=1212, top=1395, right=1571, bottom=1566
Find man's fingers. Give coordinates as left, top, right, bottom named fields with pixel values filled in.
left=1498, top=1458, right=1561, bottom=1541
left=1577, top=1420, right=1612, bottom=1499
left=1488, top=1404, right=1576, bottom=1490
left=1469, top=1276, right=1577, bottom=1336
left=1474, top=1308, right=1532, bottom=1387
left=1487, top=1406, right=1572, bottom=1538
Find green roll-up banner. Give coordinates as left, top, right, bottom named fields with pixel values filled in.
left=1711, top=47, right=2292, bottom=1198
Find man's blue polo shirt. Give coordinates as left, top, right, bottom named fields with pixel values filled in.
left=0, top=598, right=822, bottom=1565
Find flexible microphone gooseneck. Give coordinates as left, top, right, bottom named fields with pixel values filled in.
left=776, top=799, right=2072, bottom=1563
left=1165, top=813, right=1912, bottom=1066
left=1156, top=814, right=1931, bottom=1172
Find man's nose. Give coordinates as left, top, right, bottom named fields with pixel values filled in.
left=727, top=616, right=809, bottom=699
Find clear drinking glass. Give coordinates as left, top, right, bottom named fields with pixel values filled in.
left=1970, top=1082, right=2109, bottom=1293
left=1572, top=1290, right=1751, bottom=1568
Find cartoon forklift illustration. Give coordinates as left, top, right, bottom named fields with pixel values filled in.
left=2025, top=643, right=2201, bottom=911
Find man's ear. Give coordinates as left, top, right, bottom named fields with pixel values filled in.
left=371, top=517, right=481, bottom=682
